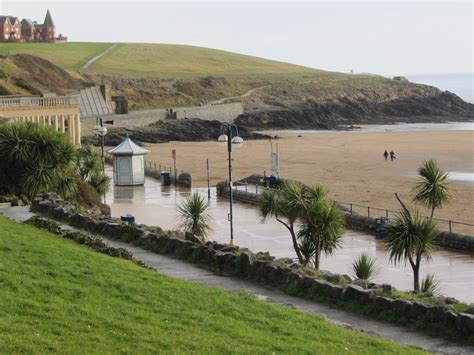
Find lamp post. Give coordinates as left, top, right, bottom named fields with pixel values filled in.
left=92, top=117, right=108, bottom=203
left=218, top=123, right=244, bottom=245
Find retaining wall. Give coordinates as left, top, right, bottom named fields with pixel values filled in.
left=181, top=102, right=243, bottom=123
left=30, top=194, right=474, bottom=342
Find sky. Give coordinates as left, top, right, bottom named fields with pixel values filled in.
left=1, top=0, right=472, bottom=76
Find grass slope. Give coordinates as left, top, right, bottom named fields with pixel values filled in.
left=0, top=216, right=425, bottom=354
left=93, top=43, right=320, bottom=77
left=0, top=42, right=112, bottom=70
left=0, top=42, right=320, bottom=77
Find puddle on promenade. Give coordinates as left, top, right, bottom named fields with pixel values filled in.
left=106, top=171, right=474, bottom=303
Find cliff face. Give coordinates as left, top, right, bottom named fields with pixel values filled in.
left=236, top=91, right=474, bottom=130
left=1, top=54, right=472, bottom=130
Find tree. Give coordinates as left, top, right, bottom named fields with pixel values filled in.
left=0, top=123, right=76, bottom=200
left=386, top=195, right=437, bottom=292
left=260, top=181, right=344, bottom=268
left=298, top=198, right=345, bottom=270
left=76, top=145, right=110, bottom=196
left=259, top=181, right=307, bottom=263
left=413, top=159, right=450, bottom=219
left=177, top=192, right=212, bottom=239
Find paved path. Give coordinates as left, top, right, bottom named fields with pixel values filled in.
left=207, top=85, right=271, bottom=105
left=82, top=43, right=118, bottom=69
left=1, top=206, right=473, bottom=354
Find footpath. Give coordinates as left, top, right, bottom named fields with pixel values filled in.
left=82, top=43, right=118, bottom=69
left=1, top=206, right=473, bottom=354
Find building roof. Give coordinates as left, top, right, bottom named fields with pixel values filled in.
left=21, top=19, right=35, bottom=28
left=8, top=16, right=19, bottom=24
left=0, top=16, right=11, bottom=25
left=43, top=9, right=55, bottom=27
left=108, top=136, right=150, bottom=156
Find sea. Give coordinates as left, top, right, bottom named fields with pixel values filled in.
left=406, top=73, right=473, bottom=103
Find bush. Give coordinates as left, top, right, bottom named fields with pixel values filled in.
left=420, top=273, right=441, bottom=296
left=352, top=252, right=378, bottom=282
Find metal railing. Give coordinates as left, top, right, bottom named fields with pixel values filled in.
left=233, top=182, right=474, bottom=235
left=336, top=201, right=474, bottom=234
left=144, top=160, right=183, bottom=176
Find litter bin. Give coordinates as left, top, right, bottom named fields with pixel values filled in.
left=160, top=171, right=171, bottom=186
left=121, top=213, right=135, bottom=223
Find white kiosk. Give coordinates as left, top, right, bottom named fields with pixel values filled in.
left=109, top=136, right=150, bottom=186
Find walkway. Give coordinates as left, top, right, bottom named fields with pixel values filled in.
left=207, top=85, right=271, bottom=105
left=0, top=206, right=473, bottom=354
left=82, top=43, right=118, bottom=69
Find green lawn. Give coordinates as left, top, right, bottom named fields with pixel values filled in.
left=0, top=216, right=425, bottom=354
left=0, top=42, right=112, bottom=70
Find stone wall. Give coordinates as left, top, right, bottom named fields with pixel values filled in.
left=179, top=102, right=244, bottom=123
left=224, top=177, right=474, bottom=254
left=30, top=194, right=474, bottom=342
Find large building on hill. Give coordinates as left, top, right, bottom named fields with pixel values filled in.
left=0, top=10, right=67, bottom=43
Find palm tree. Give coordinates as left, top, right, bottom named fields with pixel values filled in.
left=0, top=123, right=76, bottom=200
left=386, top=195, right=437, bottom=292
left=77, top=145, right=110, bottom=195
left=298, top=198, right=345, bottom=270
left=413, top=159, right=450, bottom=219
left=259, top=181, right=307, bottom=263
left=177, top=192, right=212, bottom=239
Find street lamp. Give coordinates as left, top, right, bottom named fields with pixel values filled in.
left=93, top=117, right=108, bottom=203
left=218, top=123, right=244, bottom=245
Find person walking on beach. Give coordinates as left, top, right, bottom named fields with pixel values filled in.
left=390, top=150, right=396, bottom=161
left=383, top=150, right=388, bottom=161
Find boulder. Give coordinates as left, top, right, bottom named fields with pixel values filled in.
left=342, top=284, right=376, bottom=302
left=184, top=232, right=204, bottom=244
left=239, top=251, right=256, bottom=275
left=457, top=313, right=474, bottom=333
left=373, top=296, right=395, bottom=311
left=215, top=251, right=238, bottom=269
left=351, top=279, right=368, bottom=289
left=392, top=299, right=413, bottom=313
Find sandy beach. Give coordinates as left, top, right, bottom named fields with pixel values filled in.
left=140, top=129, right=474, bottom=234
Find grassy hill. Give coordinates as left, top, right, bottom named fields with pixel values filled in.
left=0, top=42, right=321, bottom=77
left=0, top=42, right=112, bottom=70
left=91, top=43, right=322, bottom=77
left=0, top=216, right=425, bottom=353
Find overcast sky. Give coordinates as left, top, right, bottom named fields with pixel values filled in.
left=1, top=0, right=472, bottom=75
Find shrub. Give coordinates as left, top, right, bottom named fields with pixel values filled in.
left=420, top=273, right=441, bottom=296
left=352, top=252, right=378, bottom=282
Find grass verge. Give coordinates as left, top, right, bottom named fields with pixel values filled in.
left=0, top=216, right=425, bottom=354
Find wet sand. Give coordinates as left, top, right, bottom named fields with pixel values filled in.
left=140, top=129, right=474, bottom=234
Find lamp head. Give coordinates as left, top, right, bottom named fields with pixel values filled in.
left=231, top=136, right=244, bottom=147
left=97, top=126, right=108, bottom=137
left=217, top=134, right=228, bottom=144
